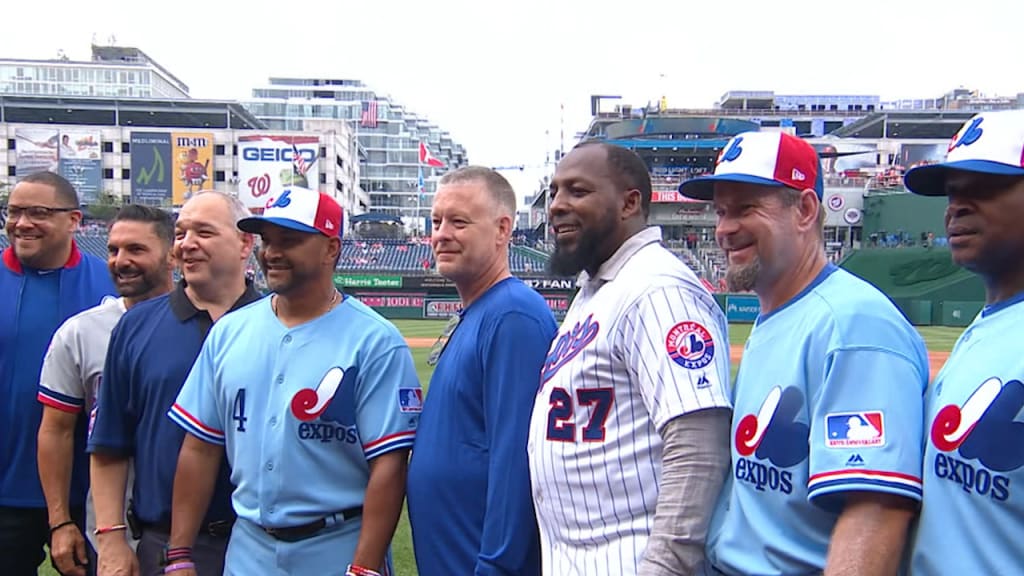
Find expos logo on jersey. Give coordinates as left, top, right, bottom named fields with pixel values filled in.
left=665, top=321, right=715, bottom=370
left=290, top=366, right=361, bottom=444
left=734, top=386, right=810, bottom=494
left=541, top=313, right=599, bottom=384
left=930, top=376, right=1024, bottom=502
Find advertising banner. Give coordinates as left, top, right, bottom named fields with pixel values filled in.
left=725, top=294, right=761, bottom=323
left=172, top=132, right=214, bottom=206
left=352, top=292, right=426, bottom=319
left=58, top=130, right=102, bottom=204
left=16, top=128, right=60, bottom=176
left=237, top=134, right=320, bottom=211
left=424, top=298, right=462, bottom=319
left=130, top=132, right=173, bottom=205
left=333, top=274, right=404, bottom=289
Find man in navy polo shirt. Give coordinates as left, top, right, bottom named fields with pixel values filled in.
left=0, top=171, right=114, bottom=576
left=88, top=191, right=261, bottom=576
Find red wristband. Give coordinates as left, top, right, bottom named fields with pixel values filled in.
left=345, top=565, right=382, bottom=576
left=94, top=524, right=127, bottom=536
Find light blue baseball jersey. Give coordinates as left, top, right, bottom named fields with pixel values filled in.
left=910, top=293, right=1024, bottom=575
left=170, top=294, right=421, bottom=530
left=706, top=264, right=929, bottom=576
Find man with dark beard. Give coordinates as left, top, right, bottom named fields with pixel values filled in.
left=527, top=142, right=732, bottom=576
left=678, top=131, right=928, bottom=576
left=166, top=186, right=419, bottom=576
left=37, top=205, right=175, bottom=576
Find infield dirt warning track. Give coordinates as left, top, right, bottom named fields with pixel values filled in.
left=404, top=338, right=951, bottom=377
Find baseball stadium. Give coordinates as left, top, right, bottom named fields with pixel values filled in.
left=3, top=104, right=981, bottom=576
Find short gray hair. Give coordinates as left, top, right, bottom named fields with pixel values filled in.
left=438, top=166, right=516, bottom=217
left=189, top=190, right=251, bottom=225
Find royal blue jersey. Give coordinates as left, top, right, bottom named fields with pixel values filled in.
left=910, top=293, right=1024, bottom=575
left=407, top=278, right=557, bottom=576
left=88, top=282, right=260, bottom=524
left=0, top=244, right=114, bottom=507
left=707, top=264, right=929, bottom=575
left=170, top=295, right=421, bottom=529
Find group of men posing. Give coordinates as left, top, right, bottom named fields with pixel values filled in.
left=2, top=109, right=1023, bottom=576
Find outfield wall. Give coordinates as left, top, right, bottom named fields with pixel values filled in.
left=334, top=273, right=574, bottom=321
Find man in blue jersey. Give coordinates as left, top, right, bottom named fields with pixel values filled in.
left=903, top=109, right=1024, bottom=575
left=88, top=191, right=260, bottom=576
left=679, top=131, right=930, bottom=576
left=407, top=167, right=557, bottom=576
left=0, top=171, right=115, bottom=576
left=167, top=186, right=419, bottom=576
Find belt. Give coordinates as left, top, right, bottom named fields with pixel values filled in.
left=260, top=506, right=363, bottom=543
left=142, top=519, right=234, bottom=539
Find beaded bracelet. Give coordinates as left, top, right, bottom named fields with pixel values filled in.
left=164, top=561, right=196, bottom=574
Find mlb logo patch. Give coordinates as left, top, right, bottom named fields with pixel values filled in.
left=825, top=412, right=885, bottom=448
left=398, top=388, right=423, bottom=413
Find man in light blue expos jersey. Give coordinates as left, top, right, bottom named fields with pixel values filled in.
left=903, top=109, right=1024, bottom=575
left=166, top=186, right=420, bottom=576
left=679, top=131, right=930, bottom=576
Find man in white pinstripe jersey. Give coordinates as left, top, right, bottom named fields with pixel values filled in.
left=527, top=141, right=732, bottom=576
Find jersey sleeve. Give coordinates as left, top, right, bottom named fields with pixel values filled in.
left=37, top=320, right=86, bottom=413
left=620, top=284, right=732, bottom=432
left=168, top=332, right=226, bottom=446
left=807, top=347, right=927, bottom=504
left=477, top=309, right=556, bottom=574
left=87, top=319, right=136, bottom=455
left=357, top=340, right=421, bottom=460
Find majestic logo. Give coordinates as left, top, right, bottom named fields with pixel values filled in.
left=930, top=376, right=1024, bottom=501
left=825, top=412, right=885, bottom=448
left=948, top=116, right=984, bottom=152
left=665, top=321, right=715, bottom=370
left=541, top=314, right=600, bottom=383
left=291, top=366, right=360, bottom=444
left=266, top=189, right=293, bottom=210
left=719, top=137, right=744, bottom=164
left=734, top=386, right=809, bottom=494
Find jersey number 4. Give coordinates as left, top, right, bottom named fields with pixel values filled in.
left=546, top=387, right=614, bottom=442
left=233, top=389, right=248, bottom=432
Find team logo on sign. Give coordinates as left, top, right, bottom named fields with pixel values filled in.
left=665, top=321, right=715, bottom=370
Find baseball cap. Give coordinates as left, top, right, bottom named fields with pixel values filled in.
left=904, top=109, right=1024, bottom=196
left=237, top=186, right=343, bottom=237
left=678, top=131, right=824, bottom=201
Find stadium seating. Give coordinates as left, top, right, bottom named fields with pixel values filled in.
left=337, top=238, right=550, bottom=274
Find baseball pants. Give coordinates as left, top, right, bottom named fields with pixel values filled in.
left=225, top=517, right=393, bottom=576
left=0, top=505, right=92, bottom=576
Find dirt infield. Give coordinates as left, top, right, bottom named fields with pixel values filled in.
left=405, top=338, right=951, bottom=374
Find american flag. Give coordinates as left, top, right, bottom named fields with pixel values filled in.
left=361, top=100, right=378, bottom=128
left=291, top=143, right=309, bottom=175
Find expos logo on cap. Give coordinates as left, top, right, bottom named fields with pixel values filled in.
left=905, top=109, right=1024, bottom=196
left=237, top=186, right=343, bottom=237
left=678, top=131, right=823, bottom=201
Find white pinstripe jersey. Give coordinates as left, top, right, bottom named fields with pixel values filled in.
left=527, top=227, right=732, bottom=576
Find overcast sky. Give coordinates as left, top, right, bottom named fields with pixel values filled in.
left=3, top=0, right=1021, bottom=203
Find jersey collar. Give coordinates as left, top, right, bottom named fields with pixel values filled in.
left=583, top=226, right=663, bottom=286
left=1, top=240, right=83, bottom=275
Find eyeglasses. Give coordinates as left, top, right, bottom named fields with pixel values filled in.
left=427, top=313, right=462, bottom=367
left=5, top=205, right=78, bottom=222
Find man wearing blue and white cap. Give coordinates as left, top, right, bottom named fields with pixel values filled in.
left=679, top=131, right=930, bottom=575
left=903, top=110, right=1024, bottom=576
left=166, top=186, right=420, bottom=576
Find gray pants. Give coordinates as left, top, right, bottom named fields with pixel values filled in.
left=136, top=525, right=228, bottom=576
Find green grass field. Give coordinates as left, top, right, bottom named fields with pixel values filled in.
left=41, top=319, right=964, bottom=575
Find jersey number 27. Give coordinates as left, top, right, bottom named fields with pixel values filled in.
left=546, top=387, right=614, bottom=442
